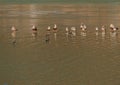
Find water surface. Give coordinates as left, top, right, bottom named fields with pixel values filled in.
left=0, top=3, right=120, bottom=85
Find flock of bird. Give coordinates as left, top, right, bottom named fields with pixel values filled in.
left=11, top=23, right=119, bottom=43
left=11, top=23, right=119, bottom=33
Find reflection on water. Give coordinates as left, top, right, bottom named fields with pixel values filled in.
left=110, top=32, right=118, bottom=46
left=11, top=31, right=16, bottom=38
left=45, top=33, right=50, bottom=43
left=95, top=31, right=99, bottom=36
left=110, top=31, right=118, bottom=38
left=81, top=31, right=87, bottom=37
left=101, top=31, right=106, bottom=40
left=31, top=31, right=37, bottom=39
left=54, top=33, right=57, bottom=41
left=11, top=31, right=17, bottom=46
left=0, top=3, right=120, bottom=85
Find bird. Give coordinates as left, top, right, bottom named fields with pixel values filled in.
left=95, top=27, right=99, bottom=32
left=65, top=27, right=69, bottom=33
left=47, top=26, right=51, bottom=31
left=110, top=24, right=118, bottom=32
left=101, top=25, right=106, bottom=32
left=32, top=25, right=37, bottom=31
left=31, top=25, right=37, bottom=37
left=53, top=24, right=57, bottom=33
left=80, top=23, right=87, bottom=32
left=71, top=27, right=76, bottom=36
left=11, top=26, right=17, bottom=32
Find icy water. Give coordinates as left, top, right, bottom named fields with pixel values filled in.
left=0, top=3, right=120, bottom=85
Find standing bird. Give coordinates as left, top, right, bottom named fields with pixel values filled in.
left=80, top=23, right=87, bottom=36
left=71, top=27, right=76, bottom=36
left=80, top=23, right=87, bottom=32
left=31, top=25, right=37, bottom=37
left=47, top=26, right=51, bottom=31
left=53, top=24, right=57, bottom=33
left=32, top=25, right=37, bottom=31
left=11, top=26, right=17, bottom=32
left=110, top=24, right=118, bottom=32
left=101, top=25, right=106, bottom=32
left=95, top=27, right=99, bottom=36
left=11, top=26, right=17, bottom=38
left=65, top=27, right=69, bottom=33
left=11, top=26, right=17, bottom=45
left=95, top=27, right=99, bottom=32
left=101, top=26, right=106, bottom=39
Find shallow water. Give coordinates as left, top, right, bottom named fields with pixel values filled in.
left=0, top=3, right=120, bottom=85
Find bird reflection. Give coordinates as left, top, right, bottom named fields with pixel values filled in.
left=54, top=33, right=57, bottom=41
left=110, top=31, right=117, bottom=38
left=45, top=34, right=50, bottom=43
left=81, top=31, right=87, bottom=37
left=45, top=30, right=51, bottom=43
left=110, top=31, right=118, bottom=45
left=101, top=31, right=106, bottom=40
left=95, top=32, right=99, bottom=36
left=110, top=31, right=118, bottom=40
left=11, top=31, right=16, bottom=45
left=32, top=31, right=37, bottom=38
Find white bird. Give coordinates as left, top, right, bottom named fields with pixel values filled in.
left=47, top=26, right=51, bottom=31
left=110, top=24, right=115, bottom=28
left=54, top=24, right=57, bottom=28
left=66, top=27, right=69, bottom=32
left=95, top=27, right=99, bottom=31
left=11, top=26, right=17, bottom=31
left=32, top=25, right=37, bottom=31
left=71, top=27, right=76, bottom=36
left=110, top=24, right=118, bottom=32
left=80, top=23, right=87, bottom=32
left=53, top=24, right=58, bottom=33
left=53, top=24, right=57, bottom=30
left=101, top=25, right=105, bottom=32
left=71, top=27, right=76, bottom=31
